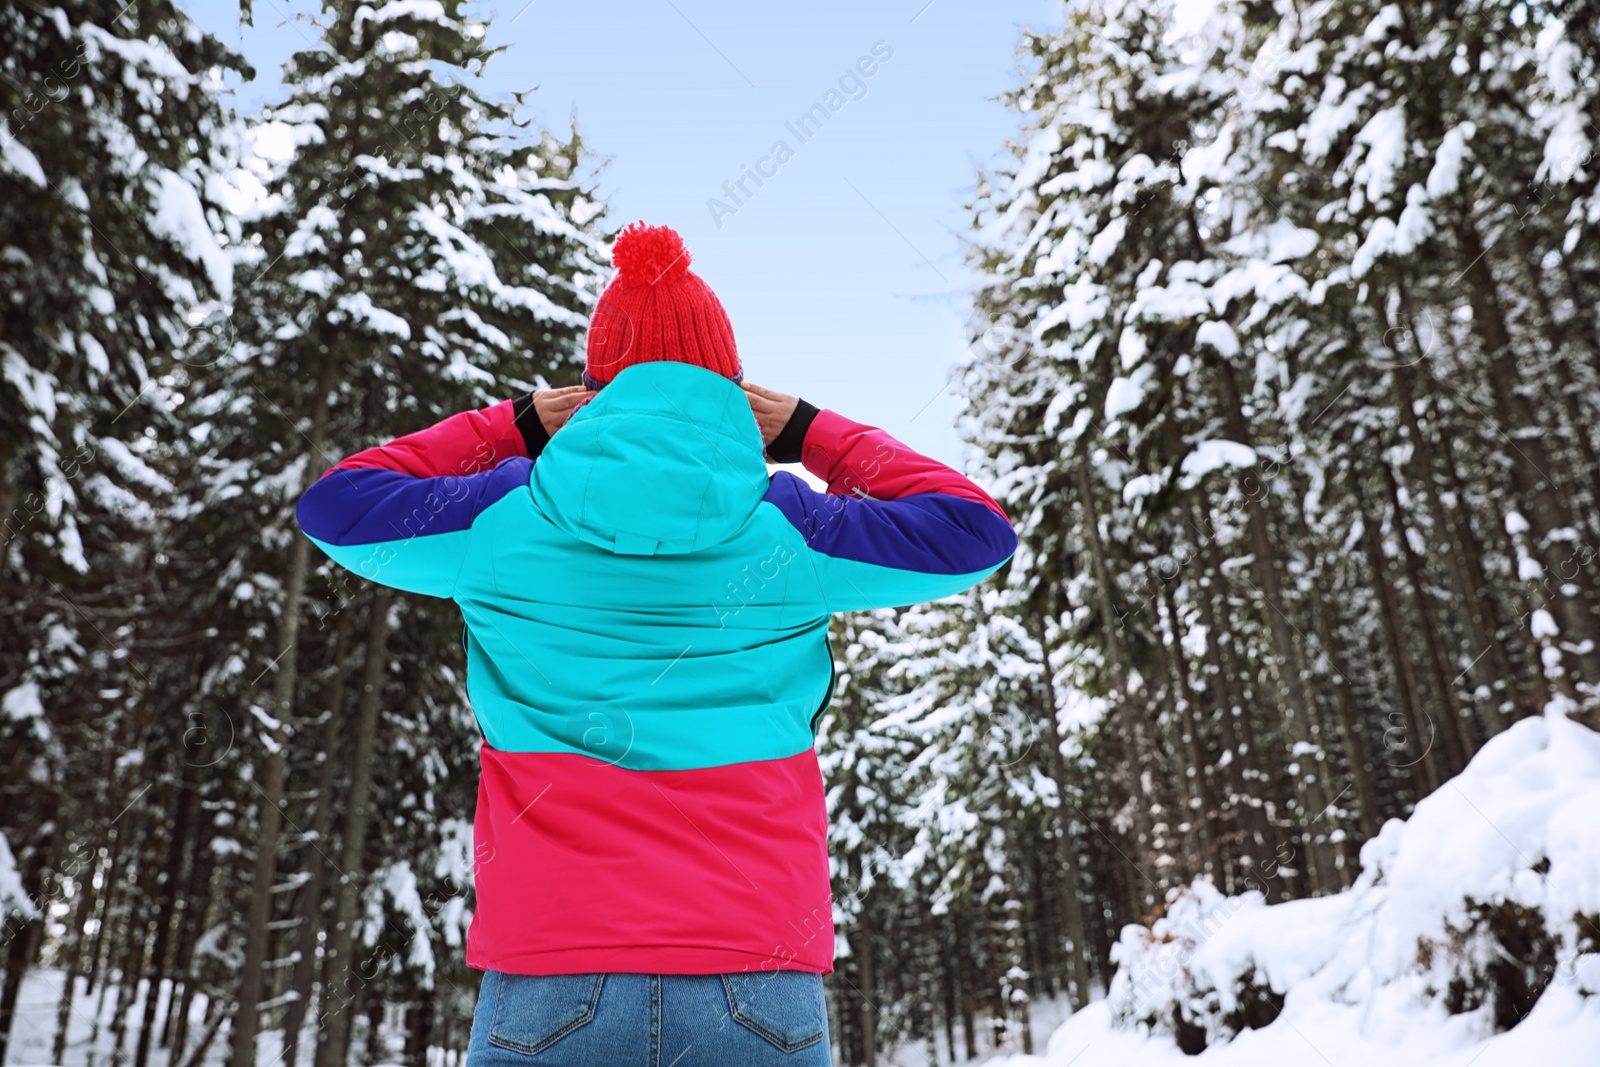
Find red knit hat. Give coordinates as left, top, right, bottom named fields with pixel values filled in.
left=583, top=222, right=742, bottom=389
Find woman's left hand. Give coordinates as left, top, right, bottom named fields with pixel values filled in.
left=741, top=382, right=799, bottom=447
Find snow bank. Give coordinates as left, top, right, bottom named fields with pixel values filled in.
left=994, top=707, right=1600, bottom=1065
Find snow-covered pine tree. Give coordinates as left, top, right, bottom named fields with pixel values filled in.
left=961, top=0, right=1320, bottom=901
left=848, top=590, right=1058, bottom=1057
left=152, top=3, right=605, bottom=1062
left=0, top=1, right=246, bottom=1053
left=0, top=0, right=244, bottom=577
left=819, top=610, right=914, bottom=1065
left=804, top=0, right=1600, bottom=1055
left=1219, top=0, right=1543, bottom=784
left=963, top=0, right=1600, bottom=961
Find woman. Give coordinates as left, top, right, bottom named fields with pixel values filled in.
left=296, top=222, right=1017, bottom=1066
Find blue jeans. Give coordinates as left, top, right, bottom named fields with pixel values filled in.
left=466, top=970, right=835, bottom=1067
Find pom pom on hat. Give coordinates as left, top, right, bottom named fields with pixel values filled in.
left=611, top=221, right=692, bottom=286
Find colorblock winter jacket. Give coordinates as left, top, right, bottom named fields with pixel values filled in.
left=296, top=361, right=1017, bottom=975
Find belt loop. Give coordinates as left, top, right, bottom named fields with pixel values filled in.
left=649, top=973, right=662, bottom=1067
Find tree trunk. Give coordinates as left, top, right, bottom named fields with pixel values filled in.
left=133, top=774, right=196, bottom=1067
left=1422, top=367, right=1548, bottom=719
left=1377, top=461, right=1474, bottom=772
left=86, top=821, right=131, bottom=996
left=164, top=815, right=219, bottom=1060
left=941, top=916, right=957, bottom=1064
left=1451, top=217, right=1600, bottom=684
left=231, top=358, right=340, bottom=1067
left=1002, top=894, right=1032, bottom=1056
left=1212, top=358, right=1337, bottom=894
left=1025, top=614, right=1093, bottom=1008
left=54, top=845, right=106, bottom=1063
left=1353, top=474, right=1442, bottom=797
left=108, top=880, right=152, bottom=1067
left=315, top=589, right=395, bottom=1067
left=362, top=986, right=386, bottom=1065
left=1501, top=220, right=1600, bottom=549
left=1379, top=301, right=1529, bottom=733
left=954, top=912, right=976, bottom=1062
left=405, top=994, right=433, bottom=1067
left=1306, top=583, right=1380, bottom=842
left=857, top=887, right=877, bottom=1065
left=283, top=614, right=354, bottom=1067
left=1184, top=499, right=1276, bottom=888
left=1073, top=461, right=1165, bottom=901
left=1157, top=581, right=1216, bottom=875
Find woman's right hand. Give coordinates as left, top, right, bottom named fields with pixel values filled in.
left=533, top=384, right=594, bottom=437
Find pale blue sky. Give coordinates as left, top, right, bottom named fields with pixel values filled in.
left=183, top=0, right=1059, bottom=463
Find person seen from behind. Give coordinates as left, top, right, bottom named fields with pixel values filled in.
left=296, top=222, right=1018, bottom=1066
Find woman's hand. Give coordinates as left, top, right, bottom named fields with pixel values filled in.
left=741, top=382, right=799, bottom=447
left=533, top=385, right=593, bottom=437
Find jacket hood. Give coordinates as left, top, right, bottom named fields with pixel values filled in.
left=528, top=362, right=770, bottom=556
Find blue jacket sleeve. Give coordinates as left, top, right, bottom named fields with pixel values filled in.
left=761, top=408, right=1017, bottom=613
left=295, top=397, right=540, bottom=599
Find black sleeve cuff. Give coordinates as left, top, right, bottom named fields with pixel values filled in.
left=512, top=393, right=552, bottom=460
left=766, top=398, right=820, bottom=464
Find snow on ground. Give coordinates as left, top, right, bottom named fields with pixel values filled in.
left=10, top=708, right=1598, bottom=1066
left=1008, top=986, right=1600, bottom=1067
left=5, top=970, right=355, bottom=1067
left=991, top=704, right=1600, bottom=1066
